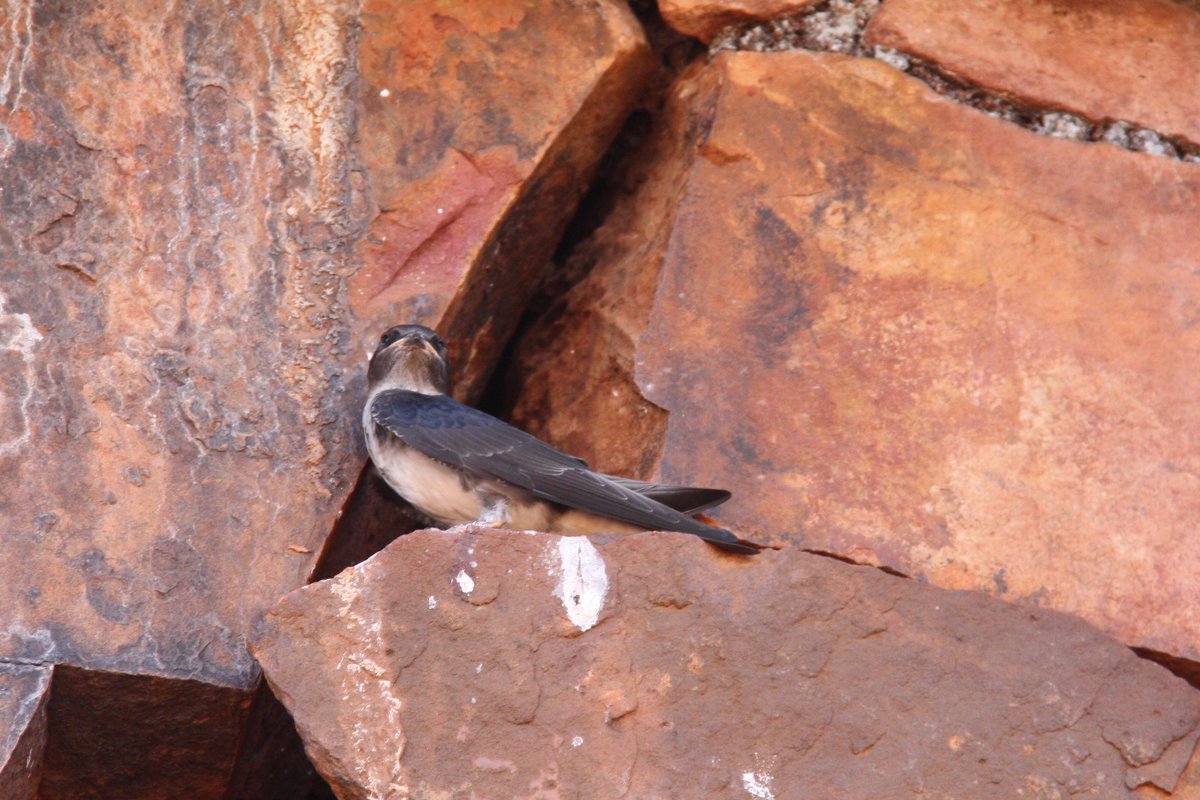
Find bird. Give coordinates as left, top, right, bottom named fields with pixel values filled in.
left=362, top=324, right=763, bottom=555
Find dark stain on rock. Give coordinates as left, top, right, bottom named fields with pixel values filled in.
left=993, top=568, right=1009, bottom=594
left=750, top=205, right=818, bottom=364
left=32, top=0, right=91, bottom=29
left=122, top=465, right=150, bottom=486
left=148, top=538, right=208, bottom=599
left=75, top=549, right=142, bottom=625
left=32, top=513, right=59, bottom=544
left=151, top=350, right=190, bottom=386
left=388, top=89, right=458, bottom=182
left=753, top=204, right=803, bottom=257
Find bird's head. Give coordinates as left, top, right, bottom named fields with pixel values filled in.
left=367, top=324, right=450, bottom=394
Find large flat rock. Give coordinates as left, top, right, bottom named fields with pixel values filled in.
left=509, top=50, right=1200, bottom=663
left=0, top=0, right=647, bottom=793
left=865, top=0, right=1200, bottom=146
left=251, top=528, right=1200, bottom=799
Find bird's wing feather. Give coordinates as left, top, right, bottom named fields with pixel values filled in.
left=369, top=390, right=759, bottom=553
left=605, top=479, right=731, bottom=514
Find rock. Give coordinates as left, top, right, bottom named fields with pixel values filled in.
left=251, top=527, right=1200, bottom=799
left=508, top=50, right=1200, bottom=665
left=1138, top=746, right=1200, bottom=800
left=0, top=665, right=52, bottom=800
left=864, top=0, right=1200, bottom=147
left=658, top=0, right=823, bottom=42
left=0, top=0, right=648, bottom=792
left=38, top=667, right=252, bottom=799
left=351, top=0, right=652, bottom=400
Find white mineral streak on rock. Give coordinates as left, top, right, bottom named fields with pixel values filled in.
left=455, top=569, right=475, bottom=594
left=327, top=566, right=407, bottom=797
left=550, top=537, right=607, bottom=632
left=0, top=291, right=43, bottom=456
left=742, top=770, right=775, bottom=799
left=742, top=754, right=777, bottom=799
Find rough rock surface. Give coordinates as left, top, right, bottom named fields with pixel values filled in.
left=251, top=528, right=1200, bottom=799
left=351, top=0, right=652, bottom=400
left=0, top=664, right=51, bottom=800
left=0, top=0, right=646, bottom=793
left=1141, top=751, right=1200, bottom=800
left=38, top=666, right=253, bottom=799
left=509, top=50, right=1200, bottom=664
left=658, top=0, right=822, bottom=42
left=865, top=0, right=1200, bottom=146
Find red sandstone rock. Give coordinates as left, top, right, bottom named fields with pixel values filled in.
left=0, top=665, right=51, bottom=800
left=351, top=0, right=652, bottom=399
left=1138, top=749, right=1200, bottom=800
left=865, top=0, right=1200, bottom=146
left=508, top=50, right=1200, bottom=666
left=658, top=0, right=822, bottom=41
left=251, top=527, right=1200, bottom=799
left=0, top=0, right=647, bottom=793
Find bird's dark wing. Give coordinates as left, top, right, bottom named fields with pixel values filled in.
left=370, top=390, right=760, bottom=554
left=606, top=479, right=731, bottom=515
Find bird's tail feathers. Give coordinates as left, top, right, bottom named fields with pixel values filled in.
left=679, top=517, right=765, bottom=555
left=606, top=477, right=732, bottom=515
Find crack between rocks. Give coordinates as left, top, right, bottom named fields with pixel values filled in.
left=707, top=0, right=1200, bottom=164
left=1130, top=645, right=1200, bottom=691
left=0, top=656, right=54, bottom=668
left=885, top=52, right=1200, bottom=163
left=889, top=563, right=1197, bottom=742
left=811, top=557, right=1200, bottom=745
left=802, top=547, right=910, bottom=580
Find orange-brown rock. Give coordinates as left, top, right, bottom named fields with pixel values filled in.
left=865, top=0, right=1200, bottom=146
left=352, top=0, right=651, bottom=399
left=1138, top=748, right=1200, bottom=800
left=251, top=527, right=1200, bottom=799
left=0, top=0, right=647, bottom=793
left=658, top=0, right=822, bottom=41
left=0, top=665, right=51, bottom=800
left=509, top=50, right=1200, bottom=665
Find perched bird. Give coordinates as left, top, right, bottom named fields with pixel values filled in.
left=362, top=324, right=763, bottom=554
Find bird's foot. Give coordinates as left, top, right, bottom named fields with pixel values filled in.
left=475, top=498, right=511, bottom=529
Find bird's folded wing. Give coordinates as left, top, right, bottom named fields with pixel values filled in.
left=369, top=390, right=758, bottom=552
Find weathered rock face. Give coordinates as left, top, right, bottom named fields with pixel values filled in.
left=502, top=57, right=715, bottom=480
left=351, top=0, right=652, bottom=400
left=1150, top=754, right=1200, bottom=800
left=508, top=50, right=1200, bottom=665
left=38, top=667, right=251, bottom=799
left=865, top=0, right=1200, bottom=147
left=7, top=0, right=1199, bottom=792
left=0, top=0, right=647, bottom=793
left=251, top=528, right=1200, bottom=799
left=0, top=665, right=51, bottom=800
left=658, top=0, right=823, bottom=42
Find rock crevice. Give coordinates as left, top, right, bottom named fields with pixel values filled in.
left=704, top=0, right=1200, bottom=162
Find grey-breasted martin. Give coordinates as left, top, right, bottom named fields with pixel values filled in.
left=362, top=324, right=763, bottom=555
